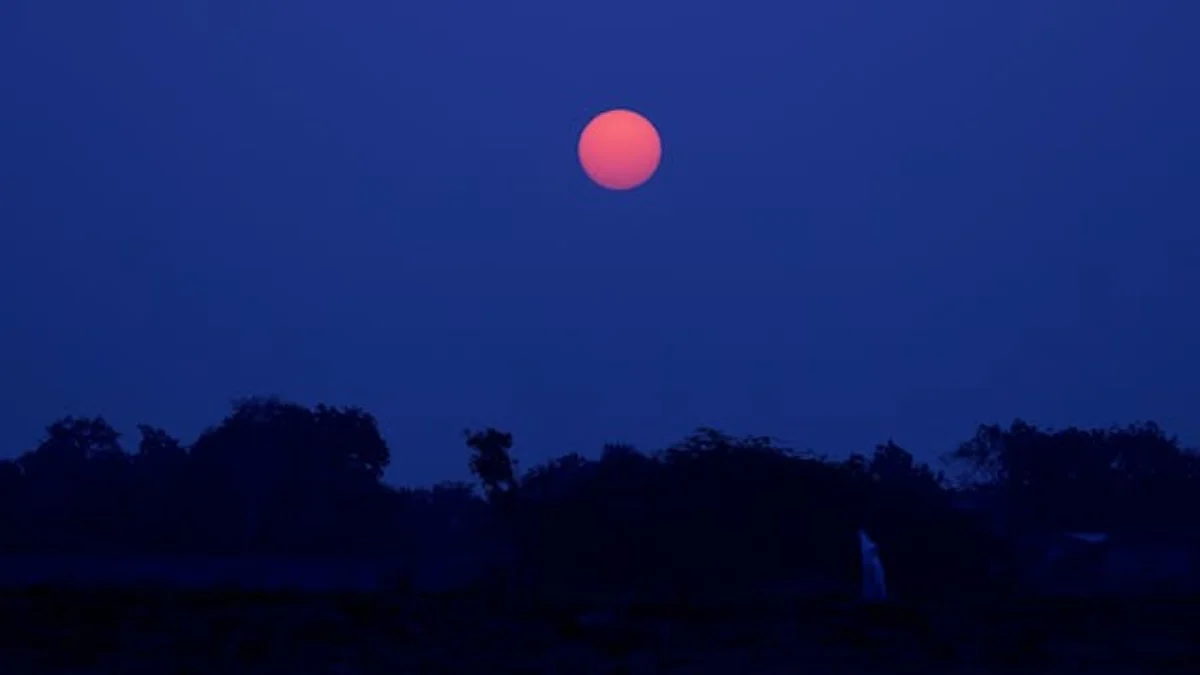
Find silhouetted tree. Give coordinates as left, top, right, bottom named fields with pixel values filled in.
left=841, top=441, right=1009, bottom=599
left=465, top=428, right=519, bottom=505
left=0, top=398, right=1194, bottom=603
left=135, top=424, right=186, bottom=466
left=11, top=416, right=128, bottom=551
left=949, top=420, right=1200, bottom=536
left=187, top=397, right=393, bottom=554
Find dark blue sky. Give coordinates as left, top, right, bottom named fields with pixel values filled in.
left=2, top=2, right=1197, bottom=485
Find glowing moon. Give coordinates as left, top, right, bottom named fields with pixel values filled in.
left=578, top=109, right=662, bottom=191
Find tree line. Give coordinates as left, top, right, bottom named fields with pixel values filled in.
left=1, top=396, right=1197, bottom=598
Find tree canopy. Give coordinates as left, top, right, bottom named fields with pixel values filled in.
left=0, top=401, right=1197, bottom=598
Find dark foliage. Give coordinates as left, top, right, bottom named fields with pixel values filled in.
left=0, top=402, right=1198, bottom=600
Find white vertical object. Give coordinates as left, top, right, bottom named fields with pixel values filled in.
left=858, top=529, right=888, bottom=602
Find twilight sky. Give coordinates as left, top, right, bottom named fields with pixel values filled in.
left=1, top=1, right=1197, bottom=485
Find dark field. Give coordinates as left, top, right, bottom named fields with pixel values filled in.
left=1, top=586, right=1197, bottom=674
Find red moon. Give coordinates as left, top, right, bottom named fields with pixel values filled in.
left=577, top=109, right=662, bottom=190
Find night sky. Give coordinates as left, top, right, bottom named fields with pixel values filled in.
left=2, top=2, right=1197, bottom=486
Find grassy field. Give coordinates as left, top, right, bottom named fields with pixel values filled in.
left=0, top=586, right=1197, bottom=673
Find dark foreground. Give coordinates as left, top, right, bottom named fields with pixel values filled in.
left=1, top=586, right=1197, bottom=674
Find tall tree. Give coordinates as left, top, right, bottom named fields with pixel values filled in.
left=948, top=420, right=1200, bottom=535
left=465, top=428, right=519, bottom=504
left=189, top=397, right=393, bottom=554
